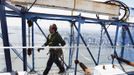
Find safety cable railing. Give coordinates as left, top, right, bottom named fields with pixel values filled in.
left=0, top=45, right=134, bottom=49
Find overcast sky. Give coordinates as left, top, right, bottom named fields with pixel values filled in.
left=121, top=0, right=134, bottom=8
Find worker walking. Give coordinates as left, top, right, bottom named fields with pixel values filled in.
left=38, top=24, right=66, bottom=75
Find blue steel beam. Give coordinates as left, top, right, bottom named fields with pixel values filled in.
left=5, top=10, right=134, bottom=26
left=22, top=15, right=27, bottom=71
left=113, top=25, right=126, bottom=72
left=6, top=11, right=73, bottom=21
left=112, top=25, right=119, bottom=62
left=34, top=21, right=47, bottom=38
left=125, top=26, right=134, bottom=46
left=120, top=26, right=126, bottom=58
left=5, top=2, right=21, bottom=14
left=96, top=15, right=114, bottom=47
left=97, top=26, right=103, bottom=64
left=0, top=0, right=12, bottom=72
left=68, top=22, right=74, bottom=67
left=25, top=12, right=134, bottom=26
left=96, top=13, right=126, bottom=71
left=6, top=15, right=20, bottom=17
left=74, top=15, right=81, bottom=75
left=73, top=22, right=97, bottom=65
left=3, top=3, right=134, bottom=72
left=100, top=22, right=114, bottom=46
left=99, top=23, right=126, bottom=72
left=25, top=12, right=75, bottom=20
left=31, top=24, right=35, bottom=71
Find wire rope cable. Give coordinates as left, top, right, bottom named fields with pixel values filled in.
left=105, top=0, right=130, bottom=22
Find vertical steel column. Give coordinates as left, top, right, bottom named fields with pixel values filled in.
left=68, top=21, right=74, bottom=67
left=112, top=24, right=126, bottom=72
left=31, top=24, right=35, bottom=71
left=120, top=26, right=126, bottom=58
left=74, top=15, right=81, bottom=75
left=114, top=24, right=126, bottom=72
left=97, top=26, right=103, bottom=64
left=113, top=25, right=119, bottom=61
left=112, top=24, right=119, bottom=63
left=22, top=15, right=27, bottom=71
left=126, top=26, right=134, bottom=46
left=0, top=0, right=12, bottom=72
left=0, top=33, right=32, bottom=70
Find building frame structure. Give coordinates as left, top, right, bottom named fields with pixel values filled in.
left=0, top=0, right=134, bottom=75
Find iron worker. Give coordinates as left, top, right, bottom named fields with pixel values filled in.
left=38, top=24, right=66, bottom=75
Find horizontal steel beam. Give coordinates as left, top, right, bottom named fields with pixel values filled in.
left=6, top=10, right=134, bottom=26
left=5, top=2, right=21, bottom=14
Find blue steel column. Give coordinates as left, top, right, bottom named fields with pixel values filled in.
left=74, top=15, right=81, bottom=75
left=112, top=24, right=125, bottom=72
left=113, top=25, right=119, bottom=61
left=31, top=24, right=35, bottom=71
left=0, top=0, right=12, bottom=72
left=97, top=26, right=103, bottom=64
left=120, top=26, right=126, bottom=58
left=22, top=15, right=27, bottom=71
left=126, top=26, right=134, bottom=46
left=68, top=21, right=74, bottom=67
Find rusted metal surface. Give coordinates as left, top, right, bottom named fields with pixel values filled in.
left=10, top=0, right=120, bottom=16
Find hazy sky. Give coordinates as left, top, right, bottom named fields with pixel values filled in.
left=120, top=0, right=134, bottom=8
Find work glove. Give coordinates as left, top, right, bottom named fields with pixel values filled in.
left=37, top=48, right=44, bottom=52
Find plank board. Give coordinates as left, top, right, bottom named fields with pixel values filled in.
left=10, top=0, right=120, bottom=16
left=94, top=64, right=127, bottom=75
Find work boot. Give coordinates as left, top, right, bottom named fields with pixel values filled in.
left=58, top=69, right=65, bottom=74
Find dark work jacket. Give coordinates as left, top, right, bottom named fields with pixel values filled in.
left=45, top=32, right=66, bottom=46
left=44, top=32, right=66, bottom=56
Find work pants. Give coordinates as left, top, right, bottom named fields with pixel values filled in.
left=43, top=50, right=65, bottom=75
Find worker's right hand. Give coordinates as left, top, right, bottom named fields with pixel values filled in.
left=37, top=48, right=44, bottom=52
left=27, top=48, right=32, bottom=56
